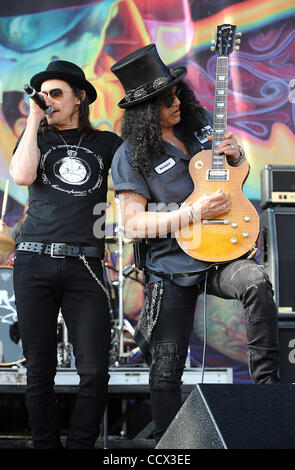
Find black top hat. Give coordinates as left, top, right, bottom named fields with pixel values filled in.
left=30, top=60, right=97, bottom=104
left=111, top=44, right=187, bottom=108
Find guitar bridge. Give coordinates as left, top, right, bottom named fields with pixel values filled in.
left=202, top=219, right=230, bottom=225
left=207, top=169, right=229, bottom=181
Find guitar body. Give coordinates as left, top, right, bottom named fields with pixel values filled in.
left=176, top=149, right=260, bottom=262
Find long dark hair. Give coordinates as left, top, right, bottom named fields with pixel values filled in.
left=39, top=84, right=96, bottom=139
left=121, top=80, right=207, bottom=175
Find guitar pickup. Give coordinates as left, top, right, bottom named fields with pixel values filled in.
left=202, top=219, right=230, bottom=225
left=207, top=169, right=229, bottom=181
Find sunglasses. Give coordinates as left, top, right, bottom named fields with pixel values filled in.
left=160, top=88, right=181, bottom=108
left=40, top=88, right=74, bottom=101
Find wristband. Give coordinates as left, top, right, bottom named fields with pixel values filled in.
left=228, top=145, right=245, bottom=164
left=187, top=204, right=194, bottom=222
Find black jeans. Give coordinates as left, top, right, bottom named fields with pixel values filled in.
left=13, top=252, right=111, bottom=449
left=147, top=259, right=280, bottom=442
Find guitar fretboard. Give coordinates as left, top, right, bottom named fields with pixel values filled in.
left=212, top=56, right=228, bottom=169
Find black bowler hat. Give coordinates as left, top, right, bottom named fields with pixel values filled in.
left=30, top=60, right=97, bottom=103
left=111, top=43, right=187, bottom=108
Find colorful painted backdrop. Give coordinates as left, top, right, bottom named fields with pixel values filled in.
left=0, top=0, right=294, bottom=381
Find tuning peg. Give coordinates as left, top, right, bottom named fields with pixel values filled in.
left=235, top=39, right=241, bottom=44
left=211, top=39, right=216, bottom=44
left=234, top=45, right=240, bottom=50
left=236, top=32, right=242, bottom=37
left=211, top=46, right=216, bottom=51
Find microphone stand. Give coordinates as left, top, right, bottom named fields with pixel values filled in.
left=115, top=198, right=128, bottom=362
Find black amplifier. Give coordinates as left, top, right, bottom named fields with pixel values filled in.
left=260, top=165, right=295, bottom=209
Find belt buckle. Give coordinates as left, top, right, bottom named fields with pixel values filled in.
left=50, top=243, right=66, bottom=258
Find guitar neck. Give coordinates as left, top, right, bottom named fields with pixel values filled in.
left=212, top=56, right=229, bottom=169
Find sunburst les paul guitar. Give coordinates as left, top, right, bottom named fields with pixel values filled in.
left=176, top=24, right=259, bottom=263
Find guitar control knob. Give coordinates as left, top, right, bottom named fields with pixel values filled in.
left=231, top=222, right=238, bottom=228
left=242, top=231, right=249, bottom=238
left=230, top=237, right=238, bottom=244
left=244, top=216, right=251, bottom=222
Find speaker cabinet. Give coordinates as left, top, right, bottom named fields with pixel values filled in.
left=260, top=207, right=295, bottom=316
left=156, top=384, right=295, bottom=449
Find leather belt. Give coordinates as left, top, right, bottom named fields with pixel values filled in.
left=145, top=266, right=213, bottom=281
left=16, top=242, right=103, bottom=259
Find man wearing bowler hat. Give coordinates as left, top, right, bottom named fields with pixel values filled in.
left=10, top=60, right=122, bottom=449
left=111, top=44, right=280, bottom=443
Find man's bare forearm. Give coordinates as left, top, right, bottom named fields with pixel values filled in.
left=10, top=114, right=42, bottom=186
left=119, top=192, right=193, bottom=239
left=125, top=208, right=192, bottom=238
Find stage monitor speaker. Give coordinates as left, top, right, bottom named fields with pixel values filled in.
left=156, top=384, right=295, bottom=449
left=260, top=207, right=295, bottom=316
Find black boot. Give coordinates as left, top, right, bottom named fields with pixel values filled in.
left=150, top=389, right=182, bottom=443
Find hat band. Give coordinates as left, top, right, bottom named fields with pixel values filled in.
left=124, top=68, right=179, bottom=103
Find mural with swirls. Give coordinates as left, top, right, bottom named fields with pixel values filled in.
left=0, top=0, right=294, bottom=381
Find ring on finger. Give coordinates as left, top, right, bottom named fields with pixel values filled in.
left=230, top=144, right=235, bottom=150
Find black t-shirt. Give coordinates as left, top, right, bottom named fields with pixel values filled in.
left=16, top=128, right=122, bottom=247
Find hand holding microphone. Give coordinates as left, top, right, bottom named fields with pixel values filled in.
left=23, top=84, right=54, bottom=115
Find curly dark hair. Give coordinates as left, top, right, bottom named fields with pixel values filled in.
left=121, top=80, right=207, bottom=175
left=39, top=85, right=96, bottom=140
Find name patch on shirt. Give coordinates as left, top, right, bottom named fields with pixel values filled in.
left=154, top=158, right=176, bottom=174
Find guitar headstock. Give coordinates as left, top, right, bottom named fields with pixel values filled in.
left=211, top=24, right=242, bottom=57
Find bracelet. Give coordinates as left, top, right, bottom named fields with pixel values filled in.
left=181, top=204, right=194, bottom=222
left=187, top=204, right=201, bottom=222
left=188, top=204, right=194, bottom=222
left=228, top=145, right=245, bottom=164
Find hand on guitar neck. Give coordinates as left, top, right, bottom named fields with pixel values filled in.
left=215, top=131, right=241, bottom=162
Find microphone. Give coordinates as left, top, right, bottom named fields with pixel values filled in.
left=23, top=84, right=54, bottom=114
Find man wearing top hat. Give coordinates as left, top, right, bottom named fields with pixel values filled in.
left=9, top=60, right=122, bottom=449
left=111, top=44, right=280, bottom=443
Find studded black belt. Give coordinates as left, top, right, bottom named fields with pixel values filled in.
left=16, top=242, right=103, bottom=259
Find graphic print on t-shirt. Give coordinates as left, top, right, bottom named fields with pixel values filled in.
left=40, top=144, right=104, bottom=196
left=54, top=156, right=91, bottom=185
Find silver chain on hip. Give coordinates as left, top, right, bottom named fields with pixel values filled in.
left=137, top=280, right=164, bottom=344
left=79, top=254, right=111, bottom=308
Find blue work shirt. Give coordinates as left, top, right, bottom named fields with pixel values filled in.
left=111, top=120, right=215, bottom=286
